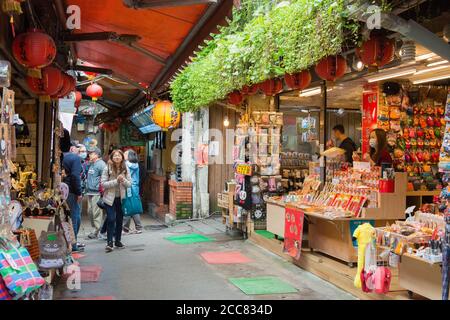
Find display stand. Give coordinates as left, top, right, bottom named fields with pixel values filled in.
left=399, top=253, right=442, bottom=300
left=266, top=173, right=407, bottom=265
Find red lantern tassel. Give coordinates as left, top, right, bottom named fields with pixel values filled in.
left=9, top=15, right=15, bottom=38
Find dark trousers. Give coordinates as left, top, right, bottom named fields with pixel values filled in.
left=443, top=243, right=450, bottom=300
left=105, top=197, right=124, bottom=244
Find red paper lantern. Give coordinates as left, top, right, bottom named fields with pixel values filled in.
left=259, top=78, right=283, bottom=96
left=74, top=91, right=82, bottom=107
left=12, top=29, right=56, bottom=69
left=52, top=73, right=73, bottom=99
left=228, top=90, right=244, bottom=105
left=86, top=83, right=103, bottom=101
left=26, top=66, right=64, bottom=96
left=315, top=55, right=347, bottom=81
left=284, top=70, right=312, bottom=90
left=41, top=66, right=64, bottom=96
left=151, top=100, right=180, bottom=130
left=26, top=76, right=46, bottom=95
left=241, top=84, right=258, bottom=96
left=356, top=35, right=395, bottom=68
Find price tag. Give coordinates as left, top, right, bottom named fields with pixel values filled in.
left=353, top=161, right=371, bottom=172
left=236, top=164, right=252, bottom=176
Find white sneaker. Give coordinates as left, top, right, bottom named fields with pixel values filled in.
left=98, top=233, right=106, bottom=240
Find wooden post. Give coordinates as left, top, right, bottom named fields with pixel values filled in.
left=319, top=81, right=328, bottom=184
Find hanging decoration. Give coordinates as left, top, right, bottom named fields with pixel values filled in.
left=99, top=118, right=122, bottom=133
left=284, top=70, right=312, bottom=90
left=74, top=91, right=82, bottom=108
left=1, top=0, right=25, bottom=37
left=26, top=66, right=63, bottom=96
left=315, top=55, right=347, bottom=81
left=150, top=100, right=181, bottom=131
left=228, top=90, right=244, bottom=105
left=12, top=29, right=56, bottom=69
left=86, top=83, right=103, bottom=101
left=259, top=78, right=283, bottom=96
left=356, top=35, right=395, bottom=69
left=52, top=73, right=74, bottom=99
left=241, top=84, right=258, bottom=96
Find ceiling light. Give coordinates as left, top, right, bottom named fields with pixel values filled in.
left=299, top=87, right=321, bottom=97
left=427, top=60, right=449, bottom=67
left=352, top=56, right=364, bottom=71
left=299, top=87, right=332, bottom=97
left=415, top=53, right=436, bottom=61
left=414, top=65, right=450, bottom=75
left=367, top=67, right=417, bottom=83
left=412, top=73, right=450, bottom=84
left=223, top=116, right=230, bottom=127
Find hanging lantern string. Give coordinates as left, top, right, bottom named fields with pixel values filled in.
left=25, top=0, right=39, bottom=29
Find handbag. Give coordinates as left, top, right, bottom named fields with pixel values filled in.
left=14, top=229, right=40, bottom=261
left=0, top=238, right=45, bottom=299
left=56, top=208, right=76, bottom=253
left=121, top=187, right=143, bottom=217
left=38, top=231, right=68, bottom=270
left=0, top=277, right=12, bottom=300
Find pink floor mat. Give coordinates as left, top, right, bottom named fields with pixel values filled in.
left=72, top=253, right=86, bottom=260
left=64, top=265, right=103, bottom=283
left=200, top=251, right=253, bottom=264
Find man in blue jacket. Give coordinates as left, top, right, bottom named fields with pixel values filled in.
left=62, top=142, right=84, bottom=252
left=85, top=147, right=107, bottom=239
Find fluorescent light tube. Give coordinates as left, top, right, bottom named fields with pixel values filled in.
left=367, top=68, right=417, bottom=83
left=414, top=65, right=450, bottom=75
left=415, top=53, right=436, bottom=61
left=412, top=73, right=450, bottom=84
left=427, top=60, right=449, bottom=67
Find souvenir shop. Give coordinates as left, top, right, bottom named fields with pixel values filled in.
left=215, top=35, right=450, bottom=299
left=0, top=4, right=89, bottom=300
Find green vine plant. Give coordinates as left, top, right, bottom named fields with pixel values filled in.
left=170, top=0, right=360, bottom=112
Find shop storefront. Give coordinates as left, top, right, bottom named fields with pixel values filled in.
left=167, top=1, right=450, bottom=300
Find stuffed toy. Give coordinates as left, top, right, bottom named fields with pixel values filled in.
left=353, top=223, right=376, bottom=289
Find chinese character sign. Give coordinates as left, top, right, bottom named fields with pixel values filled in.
left=284, top=206, right=305, bottom=260
left=362, top=90, right=378, bottom=155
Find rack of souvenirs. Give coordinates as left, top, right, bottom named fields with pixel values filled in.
left=379, top=83, right=446, bottom=192
left=226, top=111, right=284, bottom=235
left=267, top=166, right=389, bottom=220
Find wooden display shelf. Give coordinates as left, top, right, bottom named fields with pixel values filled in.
left=406, top=190, right=441, bottom=197
left=398, top=253, right=442, bottom=300
left=248, top=232, right=412, bottom=300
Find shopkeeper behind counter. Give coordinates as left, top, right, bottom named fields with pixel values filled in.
left=329, top=124, right=357, bottom=164
left=354, top=128, right=393, bottom=166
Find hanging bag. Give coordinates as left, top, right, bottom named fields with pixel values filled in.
left=0, top=238, right=45, bottom=299
left=38, top=231, right=68, bottom=270
left=121, top=187, right=143, bottom=217
left=13, top=229, right=40, bottom=261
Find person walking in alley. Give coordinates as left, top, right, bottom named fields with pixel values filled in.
left=62, top=142, right=84, bottom=252
left=101, top=149, right=131, bottom=252
left=85, top=147, right=107, bottom=240
left=122, top=149, right=144, bottom=234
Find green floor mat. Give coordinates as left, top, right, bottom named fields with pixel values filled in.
left=229, top=276, right=298, bottom=295
left=255, top=230, right=283, bottom=240
left=165, top=233, right=214, bottom=244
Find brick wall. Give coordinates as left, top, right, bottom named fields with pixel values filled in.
left=169, top=180, right=193, bottom=220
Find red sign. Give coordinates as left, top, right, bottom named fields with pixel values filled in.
left=362, top=89, right=378, bottom=155
left=283, top=206, right=305, bottom=260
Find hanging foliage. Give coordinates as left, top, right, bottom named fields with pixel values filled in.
left=170, top=0, right=359, bottom=112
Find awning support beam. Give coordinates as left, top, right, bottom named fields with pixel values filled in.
left=63, top=32, right=166, bottom=65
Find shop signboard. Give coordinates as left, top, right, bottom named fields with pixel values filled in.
left=120, top=123, right=146, bottom=147
left=362, top=88, right=378, bottom=155
left=283, top=206, right=304, bottom=260
left=349, top=219, right=375, bottom=247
